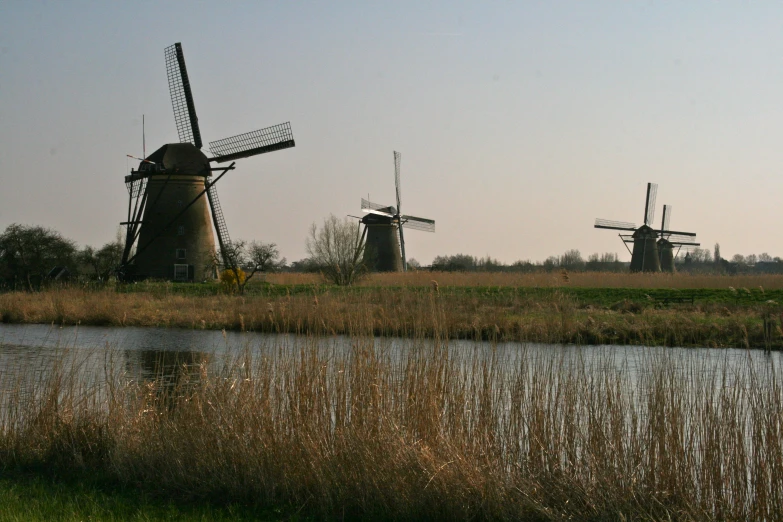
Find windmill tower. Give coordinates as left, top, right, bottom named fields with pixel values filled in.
left=359, top=151, right=435, bottom=272
left=594, top=183, right=662, bottom=273
left=119, top=43, right=295, bottom=281
left=656, top=205, right=700, bottom=273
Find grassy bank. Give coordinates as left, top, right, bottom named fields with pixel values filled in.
left=3, top=272, right=783, bottom=348
left=0, top=473, right=295, bottom=521
left=1, top=335, right=781, bottom=520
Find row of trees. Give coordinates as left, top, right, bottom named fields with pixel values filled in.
left=429, top=251, right=626, bottom=273
left=4, top=220, right=783, bottom=291
left=678, top=244, right=783, bottom=274
left=687, top=245, right=780, bottom=265
left=0, top=219, right=360, bottom=291
left=0, top=223, right=289, bottom=292
left=0, top=224, right=123, bottom=291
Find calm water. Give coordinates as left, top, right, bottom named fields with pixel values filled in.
left=0, top=323, right=780, bottom=395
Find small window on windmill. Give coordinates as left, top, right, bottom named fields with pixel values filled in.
left=177, top=200, right=183, bottom=208
left=176, top=248, right=186, bottom=260
left=173, top=264, right=189, bottom=281
left=177, top=225, right=185, bottom=236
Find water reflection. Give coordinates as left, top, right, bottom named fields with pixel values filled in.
left=124, top=349, right=210, bottom=407
left=126, top=349, right=209, bottom=384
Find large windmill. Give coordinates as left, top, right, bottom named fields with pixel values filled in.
left=359, top=151, right=435, bottom=272
left=655, top=205, right=700, bottom=273
left=119, top=43, right=295, bottom=281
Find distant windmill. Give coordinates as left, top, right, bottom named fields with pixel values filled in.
left=655, top=205, right=700, bottom=273
left=359, top=151, right=435, bottom=271
left=594, top=183, right=663, bottom=272
left=119, top=43, right=295, bottom=281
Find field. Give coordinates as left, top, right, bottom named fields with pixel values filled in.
left=271, top=270, right=783, bottom=290
left=2, top=272, right=783, bottom=348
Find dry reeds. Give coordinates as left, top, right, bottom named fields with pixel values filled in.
left=2, top=285, right=781, bottom=348
left=227, top=271, right=783, bottom=290
left=1, top=336, right=781, bottom=520
left=351, top=271, right=783, bottom=289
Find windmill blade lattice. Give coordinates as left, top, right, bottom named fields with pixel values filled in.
left=363, top=208, right=395, bottom=218
left=644, top=182, right=658, bottom=227
left=668, top=232, right=697, bottom=241
left=391, top=151, right=408, bottom=270
left=361, top=198, right=393, bottom=213
left=594, top=218, right=637, bottom=231
left=205, top=182, right=236, bottom=270
left=165, top=43, right=202, bottom=149
left=661, top=204, right=672, bottom=232
left=401, top=215, right=435, bottom=233
left=394, top=151, right=402, bottom=213
left=668, top=233, right=699, bottom=244
left=209, top=123, right=295, bottom=163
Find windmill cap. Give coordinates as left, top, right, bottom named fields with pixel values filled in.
left=362, top=212, right=396, bottom=225
left=143, top=143, right=210, bottom=176
left=632, top=224, right=658, bottom=238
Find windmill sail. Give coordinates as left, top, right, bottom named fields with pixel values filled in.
left=361, top=198, right=393, bottom=213
left=209, top=123, right=295, bottom=163
left=165, top=43, right=202, bottom=148
left=661, top=204, right=671, bottom=232
left=594, top=218, right=637, bottom=231
left=394, top=151, right=402, bottom=216
left=400, top=215, right=435, bottom=233
left=363, top=208, right=395, bottom=218
left=393, top=151, right=407, bottom=270
left=205, top=181, right=237, bottom=272
left=643, top=182, right=658, bottom=227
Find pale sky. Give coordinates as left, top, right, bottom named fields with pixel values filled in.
left=2, top=1, right=782, bottom=265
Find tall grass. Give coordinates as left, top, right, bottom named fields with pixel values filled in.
left=1, top=332, right=781, bottom=520
left=265, top=271, right=783, bottom=290
left=2, top=284, right=781, bottom=348
left=365, top=271, right=783, bottom=289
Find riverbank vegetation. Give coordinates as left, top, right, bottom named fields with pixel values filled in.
left=0, top=473, right=291, bottom=521
left=3, top=273, right=783, bottom=348
left=1, top=333, right=781, bottom=520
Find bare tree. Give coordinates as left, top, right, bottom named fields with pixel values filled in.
left=731, top=254, right=746, bottom=265
left=306, top=215, right=366, bottom=285
left=78, top=236, right=124, bottom=282
left=213, top=240, right=286, bottom=294
left=689, top=247, right=712, bottom=264
left=559, top=249, right=584, bottom=269
left=247, top=241, right=286, bottom=274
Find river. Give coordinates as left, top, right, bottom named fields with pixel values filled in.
left=1, top=323, right=779, bottom=392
